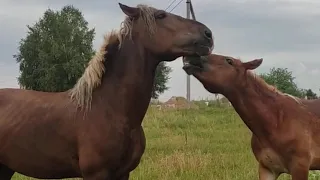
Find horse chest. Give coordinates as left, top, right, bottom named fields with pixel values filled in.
left=259, top=148, right=289, bottom=173
left=123, top=126, right=146, bottom=170
left=90, top=126, right=146, bottom=171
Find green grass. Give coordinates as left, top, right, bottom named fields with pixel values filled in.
left=12, top=106, right=320, bottom=179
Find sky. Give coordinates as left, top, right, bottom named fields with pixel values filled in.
left=0, top=0, right=320, bottom=101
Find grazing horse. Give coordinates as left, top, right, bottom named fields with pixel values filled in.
left=183, top=54, right=320, bottom=180
left=0, top=3, right=213, bottom=180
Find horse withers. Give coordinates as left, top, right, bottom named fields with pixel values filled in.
left=0, top=3, right=213, bottom=180
left=183, top=54, right=320, bottom=180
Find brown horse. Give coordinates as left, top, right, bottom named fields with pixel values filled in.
left=183, top=54, right=320, bottom=180
left=0, top=3, right=213, bottom=180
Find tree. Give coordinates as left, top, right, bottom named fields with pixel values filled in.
left=260, top=67, right=304, bottom=97
left=15, top=5, right=95, bottom=92
left=305, top=89, right=318, bottom=99
left=152, top=62, right=172, bottom=99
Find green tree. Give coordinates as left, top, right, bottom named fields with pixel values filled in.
left=15, top=5, right=95, bottom=92
left=260, top=67, right=304, bottom=97
left=305, top=89, right=318, bottom=99
left=152, top=62, right=172, bottom=99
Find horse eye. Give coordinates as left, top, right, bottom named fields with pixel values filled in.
left=155, top=11, right=167, bottom=19
left=226, top=58, right=233, bottom=65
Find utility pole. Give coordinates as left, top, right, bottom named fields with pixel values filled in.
left=185, top=0, right=191, bottom=102
left=185, top=0, right=196, bottom=102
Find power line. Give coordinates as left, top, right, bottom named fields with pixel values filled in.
left=169, top=0, right=184, bottom=12
left=165, top=0, right=177, bottom=11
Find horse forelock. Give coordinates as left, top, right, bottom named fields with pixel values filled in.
left=248, top=71, right=301, bottom=104
left=118, top=4, right=157, bottom=46
left=69, top=30, right=119, bottom=109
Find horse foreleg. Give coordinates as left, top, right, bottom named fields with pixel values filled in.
left=289, top=156, right=310, bottom=180
left=82, top=172, right=129, bottom=180
left=291, top=169, right=309, bottom=180
left=116, top=173, right=129, bottom=180
left=114, top=127, right=145, bottom=180
left=0, top=164, right=15, bottom=180
left=82, top=170, right=111, bottom=180
left=258, top=164, right=279, bottom=180
left=290, top=164, right=309, bottom=180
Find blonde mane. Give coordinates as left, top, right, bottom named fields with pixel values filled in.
left=69, top=4, right=157, bottom=109
left=248, top=71, right=301, bottom=104
left=69, top=31, right=118, bottom=109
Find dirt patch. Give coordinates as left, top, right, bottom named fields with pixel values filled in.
left=163, top=96, right=198, bottom=109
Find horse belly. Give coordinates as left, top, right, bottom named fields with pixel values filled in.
left=0, top=142, right=81, bottom=178
left=0, top=125, right=80, bottom=178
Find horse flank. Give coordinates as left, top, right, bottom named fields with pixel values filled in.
left=69, top=4, right=157, bottom=109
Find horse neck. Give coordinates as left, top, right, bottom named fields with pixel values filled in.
left=301, top=99, right=320, bottom=117
left=93, top=38, right=159, bottom=127
left=224, top=76, right=282, bottom=139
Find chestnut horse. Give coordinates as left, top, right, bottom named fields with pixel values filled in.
left=183, top=54, right=320, bottom=180
left=0, top=3, right=213, bottom=180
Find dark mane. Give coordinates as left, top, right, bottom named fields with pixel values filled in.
left=103, top=34, right=120, bottom=69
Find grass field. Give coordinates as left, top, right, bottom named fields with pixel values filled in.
left=12, top=105, right=320, bottom=179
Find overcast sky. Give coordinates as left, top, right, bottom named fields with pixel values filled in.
left=1, top=0, right=319, bottom=101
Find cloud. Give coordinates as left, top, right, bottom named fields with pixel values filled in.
left=0, top=0, right=320, bottom=100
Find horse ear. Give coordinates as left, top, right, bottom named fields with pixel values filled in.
left=118, top=3, right=140, bottom=18
left=242, top=58, right=263, bottom=70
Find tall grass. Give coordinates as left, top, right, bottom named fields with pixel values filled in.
left=12, top=106, right=320, bottom=179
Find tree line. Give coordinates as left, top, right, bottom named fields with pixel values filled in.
left=260, top=67, right=318, bottom=99
left=15, top=5, right=317, bottom=100
left=15, top=5, right=171, bottom=99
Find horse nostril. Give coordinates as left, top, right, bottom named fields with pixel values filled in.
left=204, top=28, right=212, bottom=39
